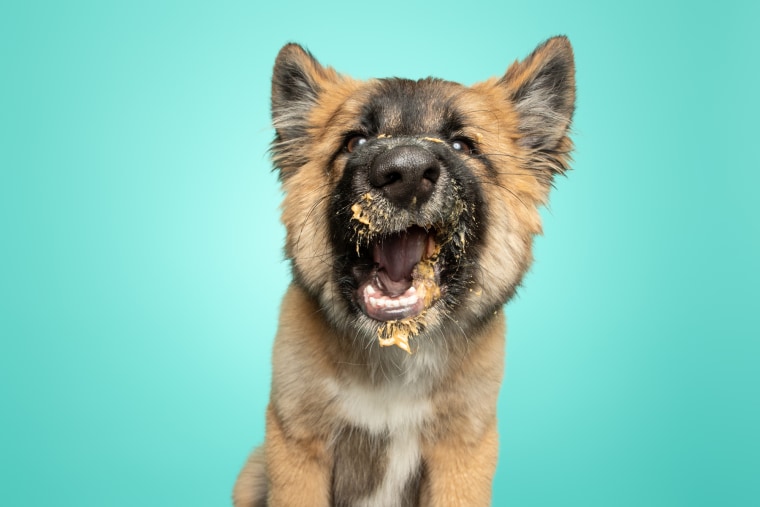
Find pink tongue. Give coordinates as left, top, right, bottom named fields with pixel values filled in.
left=373, top=227, right=428, bottom=283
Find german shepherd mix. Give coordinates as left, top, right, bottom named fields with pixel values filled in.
left=234, top=37, right=575, bottom=506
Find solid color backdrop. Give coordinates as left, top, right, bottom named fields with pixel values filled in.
left=2, top=1, right=758, bottom=505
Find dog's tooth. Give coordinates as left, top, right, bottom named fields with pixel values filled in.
left=390, top=299, right=400, bottom=308
left=366, top=285, right=376, bottom=296
left=407, top=286, right=417, bottom=295
left=369, top=296, right=378, bottom=307
left=398, top=297, right=408, bottom=307
left=408, top=294, right=418, bottom=305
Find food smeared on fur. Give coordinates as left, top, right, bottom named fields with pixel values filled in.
left=378, top=317, right=422, bottom=354
left=349, top=180, right=469, bottom=351
left=373, top=241, right=442, bottom=353
left=234, top=37, right=576, bottom=507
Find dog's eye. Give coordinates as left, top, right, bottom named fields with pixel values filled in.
left=450, top=138, right=474, bottom=155
left=345, top=135, right=368, bottom=153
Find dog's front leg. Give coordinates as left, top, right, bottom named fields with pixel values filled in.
left=421, top=417, right=499, bottom=506
left=265, top=405, right=332, bottom=507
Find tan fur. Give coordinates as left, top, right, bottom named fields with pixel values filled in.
left=233, top=447, right=266, bottom=506
left=420, top=421, right=500, bottom=506
left=238, top=286, right=505, bottom=506
left=235, top=37, right=575, bottom=506
left=419, top=313, right=505, bottom=506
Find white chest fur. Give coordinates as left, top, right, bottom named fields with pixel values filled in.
left=333, top=379, right=433, bottom=435
left=329, top=378, right=432, bottom=506
left=357, top=430, right=421, bottom=507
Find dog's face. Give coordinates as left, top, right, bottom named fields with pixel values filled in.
left=271, top=39, right=574, bottom=355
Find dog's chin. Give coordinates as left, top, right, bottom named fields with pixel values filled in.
left=357, top=281, right=431, bottom=321
left=350, top=225, right=444, bottom=323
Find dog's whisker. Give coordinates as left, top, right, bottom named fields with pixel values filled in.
left=479, top=180, right=533, bottom=211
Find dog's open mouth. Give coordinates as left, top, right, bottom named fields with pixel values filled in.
left=345, top=187, right=470, bottom=352
left=354, top=226, right=442, bottom=322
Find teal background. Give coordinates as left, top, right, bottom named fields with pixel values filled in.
left=2, top=0, right=758, bottom=505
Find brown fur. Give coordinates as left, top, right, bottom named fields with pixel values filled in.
left=234, top=37, right=575, bottom=506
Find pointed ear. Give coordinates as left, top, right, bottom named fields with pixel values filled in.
left=271, top=43, right=330, bottom=143
left=270, top=44, right=342, bottom=174
left=500, top=36, right=576, bottom=153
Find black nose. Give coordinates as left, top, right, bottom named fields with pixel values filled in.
left=368, top=145, right=440, bottom=207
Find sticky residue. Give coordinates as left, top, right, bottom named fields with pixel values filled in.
left=377, top=318, right=421, bottom=354
left=350, top=193, right=377, bottom=254
left=350, top=193, right=373, bottom=226
left=377, top=247, right=442, bottom=354
left=351, top=203, right=371, bottom=226
left=413, top=247, right=442, bottom=309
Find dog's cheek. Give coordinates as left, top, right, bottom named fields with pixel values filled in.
left=281, top=163, right=335, bottom=293
left=473, top=202, right=531, bottom=311
left=469, top=169, right=546, bottom=311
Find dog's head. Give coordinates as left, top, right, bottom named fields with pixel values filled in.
left=270, top=38, right=575, bottom=354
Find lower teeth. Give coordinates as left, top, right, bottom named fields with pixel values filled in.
left=366, top=288, right=421, bottom=309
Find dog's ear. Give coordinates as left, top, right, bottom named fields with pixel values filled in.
left=499, top=36, right=575, bottom=160
left=271, top=44, right=325, bottom=135
left=271, top=44, right=338, bottom=174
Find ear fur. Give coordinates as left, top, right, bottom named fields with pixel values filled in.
left=270, top=44, right=337, bottom=173
left=272, top=44, right=323, bottom=134
left=500, top=36, right=576, bottom=160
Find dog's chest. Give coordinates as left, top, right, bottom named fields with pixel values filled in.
left=328, top=380, right=433, bottom=506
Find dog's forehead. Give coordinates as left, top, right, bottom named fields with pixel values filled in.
left=358, top=78, right=466, bottom=136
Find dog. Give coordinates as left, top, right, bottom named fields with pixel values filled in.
left=234, top=36, right=575, bottom=507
